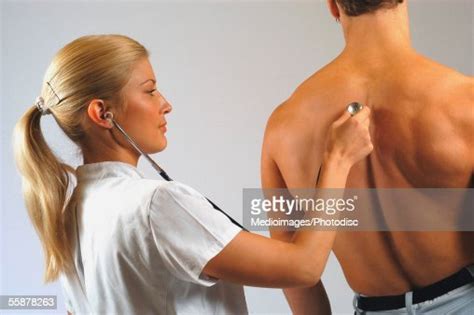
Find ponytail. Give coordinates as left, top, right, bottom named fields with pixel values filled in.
left=13, top=105, right=76, bottom=282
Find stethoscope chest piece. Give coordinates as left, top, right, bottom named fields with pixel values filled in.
left=347, top=102, right=364, bottom=116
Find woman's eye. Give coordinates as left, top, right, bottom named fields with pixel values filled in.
left=148, top=89, right=157, bottom=95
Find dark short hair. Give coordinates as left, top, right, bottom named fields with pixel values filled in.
left=336, top=0, right=404, bottom=16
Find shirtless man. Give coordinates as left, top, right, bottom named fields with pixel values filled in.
left=261, top=0, right=474, bottom=313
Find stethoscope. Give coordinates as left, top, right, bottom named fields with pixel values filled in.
left=101, top=102, right=363, bottom=233
left=102, top=111, right=249, bottom=232
left=347, top=102, right=363, bottom=116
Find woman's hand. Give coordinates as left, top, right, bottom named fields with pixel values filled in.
left=323, top=106, right=373, bottom=169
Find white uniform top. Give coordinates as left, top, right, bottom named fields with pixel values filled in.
left=59, top=161, right=247, bottom=315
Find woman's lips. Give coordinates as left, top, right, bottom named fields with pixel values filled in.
left=159, top=123, right=167, bottom=132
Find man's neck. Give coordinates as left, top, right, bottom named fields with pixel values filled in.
left=340, top=4, right=415, bottom=65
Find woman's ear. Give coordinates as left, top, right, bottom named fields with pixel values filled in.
left=327, top=0, right=341, bottom=20
left=87, top=99, right=112, bottom=129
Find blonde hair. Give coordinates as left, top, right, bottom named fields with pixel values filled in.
left=13, top=34, right=149, bottom=282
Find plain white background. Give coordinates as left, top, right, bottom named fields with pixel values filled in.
left=1, top=0, right=472, bottom=314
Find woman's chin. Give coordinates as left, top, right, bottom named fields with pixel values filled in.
left=153, top=140, right=167, bottom=153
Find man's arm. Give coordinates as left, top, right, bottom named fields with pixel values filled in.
left=261, top=103, right=332, bottom=315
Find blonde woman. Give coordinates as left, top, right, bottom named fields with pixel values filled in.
left=13, top=34, right=372, bottom=314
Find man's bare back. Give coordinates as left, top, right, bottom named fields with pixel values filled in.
left=262, top=51, right=473, bottom=297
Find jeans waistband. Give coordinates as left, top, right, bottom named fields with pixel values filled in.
left=354, top=264, right=474, bottom=313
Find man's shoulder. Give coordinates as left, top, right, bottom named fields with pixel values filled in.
left=410, top=59, right=473, bottom=171
left=410, top=55, right=472, bottom=96
left=417, top=57, right=473, bottom=130
left=263, top=101, right=314, bottom=156
left=263, top=60, right=348, bottom=156
left=267, top=62, right=343, bottom=124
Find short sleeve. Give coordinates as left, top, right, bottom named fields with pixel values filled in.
left=64, top=297, right=74, bottom=314
left=148, top=181, right=242, bottom=286
left=58, top=274, right=74, bottom=313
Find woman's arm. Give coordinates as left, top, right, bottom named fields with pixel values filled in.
left=203, top=107, right=372, bottom=288
left=202, top=157, right=349, bottom=288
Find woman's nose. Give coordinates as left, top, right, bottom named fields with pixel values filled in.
left=163, top=99, right=173, bottom=114
left=160, top=94, right=172, bottom=114
left=164, top=100, right=172, bottom=114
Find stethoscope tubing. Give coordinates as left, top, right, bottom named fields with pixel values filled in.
left=104, top=112, right=248, bottom=232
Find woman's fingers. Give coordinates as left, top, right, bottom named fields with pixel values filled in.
left=333, top=110, right=352, bottom=126
left=362, top=117, right=370, bottom=129
left=334, top=105, right=371, bottom=129
left=351, top=106, right=371, bottom=123
left=326, top=105, right=373, bottom=164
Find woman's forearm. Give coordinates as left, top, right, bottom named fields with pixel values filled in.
left=318, top=152, right=352, bottom=189
left=203, top=157, right=355, bottom=288
left=289, top=154, right=352, bottom=283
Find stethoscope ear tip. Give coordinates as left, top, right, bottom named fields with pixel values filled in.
left=103, top=111, right=114, bottom=121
